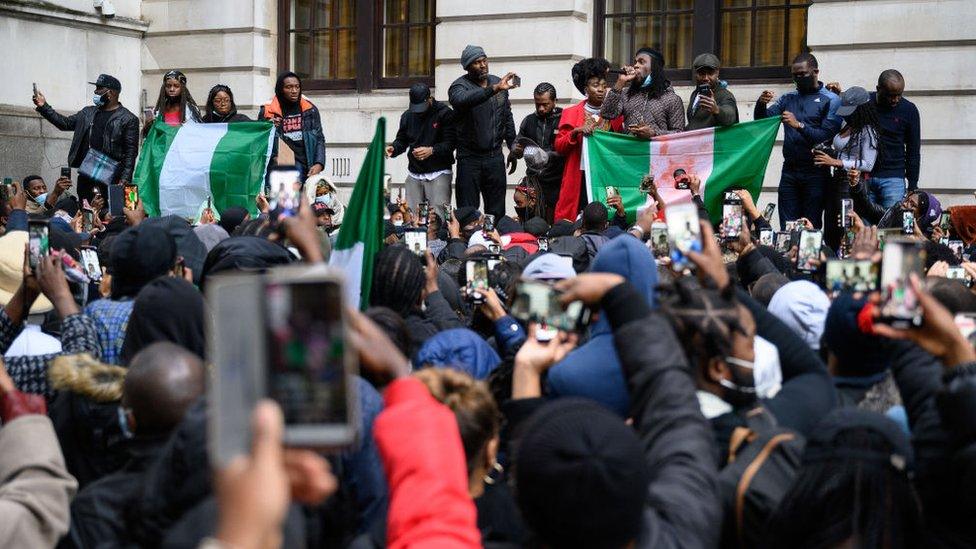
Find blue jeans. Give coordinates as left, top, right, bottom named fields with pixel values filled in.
left=777, top=166, right=831, bottom=229
left=869, top=177, right=906, bottom=210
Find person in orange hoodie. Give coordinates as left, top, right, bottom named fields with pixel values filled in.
left=259, top=72, right=326, bottom=182
left=552, top=58, right=624, bottom=222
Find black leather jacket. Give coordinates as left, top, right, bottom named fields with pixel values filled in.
left=36, top=103, right=140, bottom=182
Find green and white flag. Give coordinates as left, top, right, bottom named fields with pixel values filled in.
left=584, top=117, right=780, bottom=223
left=134, top=121, right=275, bottom=218
left=330, top=118, right=386, bottom=310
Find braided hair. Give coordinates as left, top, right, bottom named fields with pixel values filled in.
left=515, top=176, right=546, bottom=221
left=840, top=102, right=884, bottom=167
left=370, top=244, right=425, bottom=317
left=533, top=82, right=557, bottom=101
left=660, top=278, right=742, bottom=369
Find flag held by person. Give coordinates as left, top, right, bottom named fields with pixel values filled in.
left=330, top=118, right=386, bottom=309
left=134, top=121, right=275, bottom=218
left=584, top=117, right=780, bottom=223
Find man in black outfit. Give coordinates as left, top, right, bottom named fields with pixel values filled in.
left=511, top=82, right=565, bottom=222
left=448, top=45, right=517, bottom=220
left=33, top=74, right=139, bottom=202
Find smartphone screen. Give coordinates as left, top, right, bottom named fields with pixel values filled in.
left=796, top=230, right=823, bottom=272
left=510, top=280, right=586, bottom=334
left=940, top=213, right=951, bottom=231
left=537, top=237, right=549, bottom=251
left=956, top=313, right=976, bottom=344
left=265, top=276, right=357, bottom=447
left=948, top=240, right=964, bottom=259
left=483, top=214, right=496, bottom=233
left=28, top=220, right=50, bottom=271
left=762, top=203, right=776, bottom=222
left=79, top=246, right=102, bottom=281
left=605, top=186, right=619, bottom=200
left=108, top=184, right=124, bottom=217
left=825, top=259, right=878, bottom=295
left=403, top=229, right=427, bottom=256
left=82, top=209, right=94, bottom=233
left=418, top=201, right=429, bottom=226
left=880, top=239, right=925, bottom=327
left=721, top=197, right=743, bottom=240
left=841, top=199, right=853, bottom=228
left=902, top=212, right=914, bottom=235
left=443, top=203, right=452, bottom=223
left=124, top=184, right=139, bottom=210
left=466, top=259, right=489, bottom=292
left=666, top=202, right=701, bottom=270
left=269, top=167, right=302, bottom=218
left=650, top=222, right=669, bottom=257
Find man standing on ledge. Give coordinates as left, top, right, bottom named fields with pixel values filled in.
left=601, top=47, right=685, bottom=139
left=448, top=45, right=517, bottom=220
left=869, top=69, right=921, bottom=209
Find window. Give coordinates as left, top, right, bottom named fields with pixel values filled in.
left=595, top=0, right=810, bottom=82
left=279, top=0, right=436, bottom=91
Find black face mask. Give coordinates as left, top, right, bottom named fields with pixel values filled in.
left=794, top=74, right=817, bottom=93
left=718, top=358, right=758, bottom=409
left=515, top=206, right=532, bottom=223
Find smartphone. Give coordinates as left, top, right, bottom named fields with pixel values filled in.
left=721, top=192, right=743, bottom=241
left=537, top=237, right=549, bottom=252
left=510, top=74, right=521, bottom=88
left=418, top=201, right=429, bottom=227
left=483, top=214, right=496, bottom=233
left=673, top=169, right=689, bottom=190
left=79, top=246, right=102, bottom=281
left=784, top=220, right=798, bottom=232
left=108, top=184, right=124, bottom=217
left=879, top=239, right=926, bottom=328
left=174, top=256, right=187, bottom=279
left=510, top=280, right=589, bottom=341
left=32, top=82, right=38, bottom=97
left=403, top=229, right=427, bottom=256
left=758, top=229, right=774, bottom=247
left=841, top=198, right=853, bottom=229
left=60, top=166, right=71, bottom=179
left=796, top=230, right=823, bottom=273
left=825, top=259, right=878, bottom=295
left=639, top=174, right=654, bottom=194
left=605, top=186, right=619, bottom=200
left=143, top=107, right=155, bottom=121
left=488, top=243, right=501, bottom=254
left=650, top=222, right=669, bottom=257
left=774, top=231, right=791, bottom=254
left=696, top=83, right=712, bottom=97
left=946, top=266, right=972, bottom=287
left=264, top=268, right=359, bottom=448
left=948, top=240, right=964, bottom=259
left=206, top=195, right=213, bottom=212
left=28, top=220, right=50, bottom=271
left=465, top=259, right=489, bottom=304
left=940, top=212, right=951, bottom=231
left=665, top=202, right=701, bottom=271
left=902, top=211, right=914, bottom=235
left=124, top=184, right=139, bottom=210
left=81, top=208, right=94, bottom=233
left=762, top=203, right=776, bottom=222
left=443, top=203, right=452, bottom=223
left=268, top=166, right=302, bottom=218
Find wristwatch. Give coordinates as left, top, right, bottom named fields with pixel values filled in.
left=628, top=225, right=646, bottom=240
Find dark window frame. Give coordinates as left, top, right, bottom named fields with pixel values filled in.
left=593, top=0, right=808, bottom=85
left=277, top=0, right=436, bottom=92
left=374, top=0, right=436, bottom=89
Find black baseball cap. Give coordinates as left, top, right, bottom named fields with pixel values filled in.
left=89, top=74, right=122, bottom=92
left=408, top=83, right=432, bottom=114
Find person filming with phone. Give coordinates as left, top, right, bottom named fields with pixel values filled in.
left=449, top=45, right=517, bottom=221
left=33, top=74, right=139, bottom=203
left=601, top=47, right=685, bottom=139
left=685, top=53, right=738, bottom=131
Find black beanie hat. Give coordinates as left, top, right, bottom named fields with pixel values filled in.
left=515, top=398, right=648, bottom=549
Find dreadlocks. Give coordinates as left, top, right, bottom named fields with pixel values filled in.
left=660, top=277, right=742, bottom=369
left=631, top=47, right=670, bottom=99
left=370, top=245, right=425, bottom=317
left=514, top=176, right=546, bottom=222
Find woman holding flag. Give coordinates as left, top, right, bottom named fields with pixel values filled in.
left=553, top=58, right=623, bottom=222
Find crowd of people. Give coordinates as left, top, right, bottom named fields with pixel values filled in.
left=0, top=40, right=973, bottom=549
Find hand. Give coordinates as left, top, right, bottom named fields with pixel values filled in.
left=849, top=209, right=865, bottom=233
left=512, top=326, right=578, bottom=399
left=813, top=150, right=843, bottom=168
left=506, top=154, right=518, bottom=175
left=851, top=225, right=880, bottom=260
left=847, top=169, right=861, bottom=187
left=961, top=262, right=976, bottom=281
left=728, top=221, right=755, bottom=257
left=278, top=196, right=323, bottom=263
left=912, top=219, right=925, bottom=241
left=199, top=208, right=215, bottom=225
left=0, top=358, right=15, bottom=395
left=614, top=66, right=639, bottom=89
left=32, top=89, right=46, bottom=108
left=872, top=274, right=976, bottom=367
left=92, top=193, right=105, bottom=212
left=686, top=174, right=702, bottom=196
left=9, top=182, right=26, bottom=211
left=486, top=229, right=502, bottom=244
left=55, top=176, right=72, bottom=194
left=511, top=143, right=525, bottom=159
left=629, top=124, right=655, bottom=140
left=697, top=94, right=719, bottom=115
left=20, top=243, right=40, bottom=297
left=781, top=111, right=802, bottom=129
left=123, top=199, right=146, bottom=226
left=927, top=261, right=949, bottom=278
left=635, top=200, right=658, bottom=235
left=384, top=145, right=394, bottom=158
left=282, top=449, right=338, bottom=505
left=70, top=210, right=83, bottom=233
left=796, top=217, right=814, bottom=230
left=607, top=194, right=626, bottom=218
left=35, top=253, right=77, bottom=316
left=307, top=164, right=323, bottom=176
left=825, top=82, right=842, bottom=95
left=424, top=250, right=439, bottom=295
left=554, top=272, right=625, bottom=307
left=686, top=220, right=730, bottom=290
left=733, top=189, right=759, bottom=218
left=271, top=115, right=283, bottom=128
left=347, top=308, right=410, bottom=386
left=412, top=147, right=433, bottom=161
left=215, top=401, right=290, bottom=549
left=757, top=90, right=774, bottom=105
left=478, top=288, right=507, bottom=322
left=493, top=72, right=517, bottom=92
left=447, top=211, right=461, bottom=239
left=256, top=193, right=270, bottom=214
left=930, top=225, right=946, bottom=243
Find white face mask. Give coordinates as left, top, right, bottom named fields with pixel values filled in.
left=392, top=219, right=403, bottom=227
left=752, top=335, right=783, bottom=399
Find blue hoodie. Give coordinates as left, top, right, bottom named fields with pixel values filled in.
left=414, top=328, right=502, bottom=380
left=547, top=236, right=657, bottom=416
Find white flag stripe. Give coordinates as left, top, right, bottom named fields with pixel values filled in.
left=649, top=128, right=715, bottom=207
left=158, top=123, right=229, bottom=218
left=329, top=243, right=365, bottom=308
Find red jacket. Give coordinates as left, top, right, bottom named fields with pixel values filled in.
left=374, top=378, right=481, bottom=549
left=553, top=101, right=623, bottom=221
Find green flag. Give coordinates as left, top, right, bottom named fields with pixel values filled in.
left=584, top=118, right=780, bottom=223
left=330, top=118, right=386, bottom=309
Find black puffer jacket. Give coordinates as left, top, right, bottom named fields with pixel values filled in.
left=448, top=74, right=516, bottom=158
left=36, top=103, right=140, bottom=182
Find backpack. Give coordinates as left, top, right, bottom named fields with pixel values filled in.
left=718, top=407, right=805, bottom=549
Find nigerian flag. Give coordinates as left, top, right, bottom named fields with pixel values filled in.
left=134, top=121, right=274, bottom=218
left=584, top=117, right=780, bottom=223
left=330, top=118, right=386, bottom=310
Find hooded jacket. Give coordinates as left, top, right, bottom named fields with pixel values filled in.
left=414, top=328, right=502, bottom=380
left=390, top=100, right=457, bottom=175
left=260, top=72, right=327, bottom=169
left=547, top=236, right=657, bottom=416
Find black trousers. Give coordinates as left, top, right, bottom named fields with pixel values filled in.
left=823, top=168, right=850, bottom=252
left=456, top=154, right=506, bottom=220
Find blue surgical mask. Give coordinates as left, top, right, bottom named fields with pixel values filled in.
left=93, top=92, right=108, bottom=107
left=641, top=74, right=653, bottom=88
left=34, top=192, right=48, bottom=204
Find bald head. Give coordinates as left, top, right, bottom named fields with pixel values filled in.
left=122, top=342, right=206, bottom=436
left=877, top=69, right=905, bottom=108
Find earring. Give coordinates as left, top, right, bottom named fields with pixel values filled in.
left=483, top=461, right=504, bottom=485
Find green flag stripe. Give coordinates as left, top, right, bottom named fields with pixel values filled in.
left=585, top=131, right=651, bottom=224
left=209, top=122, right=275, bottom=216
left=706, top=118, right=780, bottom=223
left=132, top=122, right=179, bottom=217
